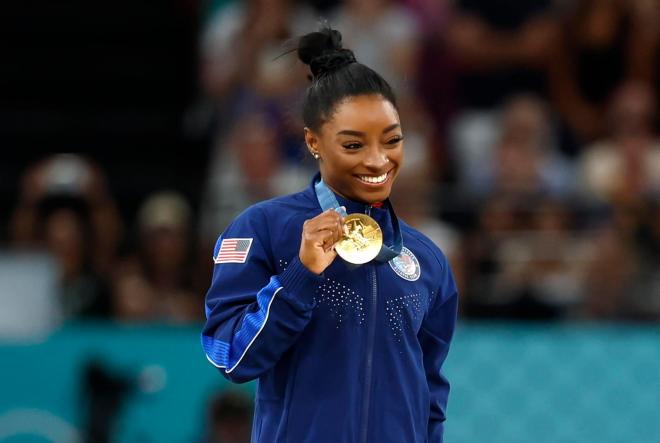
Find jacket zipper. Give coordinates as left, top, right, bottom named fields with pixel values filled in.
left=360, top=206, right=378, bottom=443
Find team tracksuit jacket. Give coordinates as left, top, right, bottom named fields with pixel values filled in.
left=202, top=175, right=458, bottom=443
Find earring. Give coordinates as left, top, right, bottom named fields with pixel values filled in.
left=312, top=152, right=320, bottom=159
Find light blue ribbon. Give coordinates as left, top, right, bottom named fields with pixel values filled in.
left=314, top=177, right=403, bottom=263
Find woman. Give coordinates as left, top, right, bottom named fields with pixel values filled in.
left=202, top=27, right=458, bottom=443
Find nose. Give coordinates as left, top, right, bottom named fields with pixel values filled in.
left=362, top=145, right=389, bottom=171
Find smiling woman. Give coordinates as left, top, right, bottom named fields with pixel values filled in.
left=305, top=95, right=403, bottom=203
left=201, top=27, right=458, bottom=443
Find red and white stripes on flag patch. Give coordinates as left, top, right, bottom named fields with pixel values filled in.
left=214, top=238, right=253, bottom=264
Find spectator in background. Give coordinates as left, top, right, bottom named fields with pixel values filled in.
left=454, top=94, right=574, bottom=199
left=548, top=0, right=660, bottom=141
left=37, top=195, right=111, bottom=319
left=580, top=220, right=638, bottom=320
left=445, top=0, right=559, bottom=174
left=200, top=0, right=315, bottom=117
left=199, top=0, right=315, bottom=145
left=447, top=0, right=557, bottom=109
left=199, top=113, right=315, bottom=244
left=575, top=82, right=660, bottom=320
left=199, top=0, right=319, bottom=244
left=462, top=195, right=583, bottom=320
left=329, top=0, right=443, bottom=181
left=9, top=154, right=120, bottom=320
left=578, top=81, right=660, bottom=204
left=409, top=0, right=457, bottom=170
left=578, top=197, right=660, bottom=322
left=462, top=196, right=522, bottom=318
left=523, top=199, right=586, bottom=316
left=10, top=154, right=122, bottom=277
left=113, top=191, right=201, bottom=323
left=576, top=79, right=660, bottom=320
left=199, top=390, right=253, bottom=443
left=330, top=0, right=420, bottom=95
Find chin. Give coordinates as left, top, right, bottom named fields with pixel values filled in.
left=357, top=187, right=393, bottom=204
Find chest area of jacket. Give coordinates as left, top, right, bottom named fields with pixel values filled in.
left=274, top=248, right=433, bottom=335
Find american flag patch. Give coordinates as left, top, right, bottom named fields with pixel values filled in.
left=214, top=238, right=253, bottom=264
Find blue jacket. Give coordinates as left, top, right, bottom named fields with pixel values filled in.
left=202, top=176, right=458, bottom=443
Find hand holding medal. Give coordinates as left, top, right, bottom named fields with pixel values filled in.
left=313, top=178, right=402, bottom=266
left=299, top=208, right=384, bottom=273
left=299, top=208, right=345, bottom=275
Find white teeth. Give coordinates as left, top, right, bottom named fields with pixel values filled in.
left=358, top=173, right=388, bottom=184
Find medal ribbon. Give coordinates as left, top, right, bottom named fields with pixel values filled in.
left=314, top=177, right=403, bottom=263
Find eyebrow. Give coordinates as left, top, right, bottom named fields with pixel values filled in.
left=336, top=123, right=401, bottom=137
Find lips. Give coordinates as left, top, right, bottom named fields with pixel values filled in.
left=355, top=169, right=393, bottom=186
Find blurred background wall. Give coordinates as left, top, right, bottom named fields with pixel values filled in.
left=1, top=0, right=659, bottom=441
left=2, top=324, right=659, bottom=442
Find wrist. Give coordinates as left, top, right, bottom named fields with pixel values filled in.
left=299, top=253, right=322, bottom=275
left=278, top=256, right=324, bottom=308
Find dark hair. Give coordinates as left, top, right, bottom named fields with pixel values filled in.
left=297, top=27, right=397, bottom=131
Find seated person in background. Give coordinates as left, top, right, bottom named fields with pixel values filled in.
left=9, top=154, right=120, bottom=320
left=548, top=0, right=660, bottom=141
left=36, top=194, right=112, bottom=319
left=199, top=0, right=319, bottom=245
left=462, top=195, right=585, bottom=320
left=578, top=81, right=660, bottom=204
left=113, top=191, right=201, bottom=323
left=448, top=0, right=557, bottom=109
left=453, top=94, right=574, bottom=199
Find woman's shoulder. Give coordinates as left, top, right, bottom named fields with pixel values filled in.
left=229, top=188, right=320, bottom=229
left=252, top=188, right=319, bottom=219
left=398, top=220, right=451, bottom=270
left=216, top=189, right=320, bottom=259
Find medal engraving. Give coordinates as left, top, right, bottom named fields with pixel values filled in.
left=335, top=214, right=383, bottom=264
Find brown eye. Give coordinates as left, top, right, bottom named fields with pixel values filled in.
left=387, top=136, right=403, bottom=145
left=343, top=142, right=363, bottom=150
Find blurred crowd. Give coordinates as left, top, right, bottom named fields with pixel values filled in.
left=5, top=0, right=660, bottom=332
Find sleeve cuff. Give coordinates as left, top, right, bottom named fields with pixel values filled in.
left=277, top=256, right=323, bottom=307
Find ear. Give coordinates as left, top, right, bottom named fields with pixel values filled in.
left=304, top=127, right=321, bottom=159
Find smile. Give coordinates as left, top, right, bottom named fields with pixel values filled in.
left=356, top=170, right=392, bottom=185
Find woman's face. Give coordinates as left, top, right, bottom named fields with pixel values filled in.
left=305, top=94, right=403, bottom=204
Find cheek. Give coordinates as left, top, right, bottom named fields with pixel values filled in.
left=319, top=142, right=352, bottom=170
left=393, top=146, right=404, bottom=164
left=323, top=156, right=355, bottom=185
left=317, top=135, right=337, bottom=158
left=388, top=146, right=404, bottom=171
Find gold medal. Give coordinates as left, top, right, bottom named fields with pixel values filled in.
left=335, top=213, right=383, bottom=264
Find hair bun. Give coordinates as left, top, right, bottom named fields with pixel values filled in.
left=297, top=27, right=356, bottom=78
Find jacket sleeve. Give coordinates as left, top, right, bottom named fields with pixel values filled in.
left=419, top=252, right=459, bottom=443
left=201, top=206, right=322, bottom=383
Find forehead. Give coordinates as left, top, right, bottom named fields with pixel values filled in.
left=324, top=95, right=399, bottom=132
